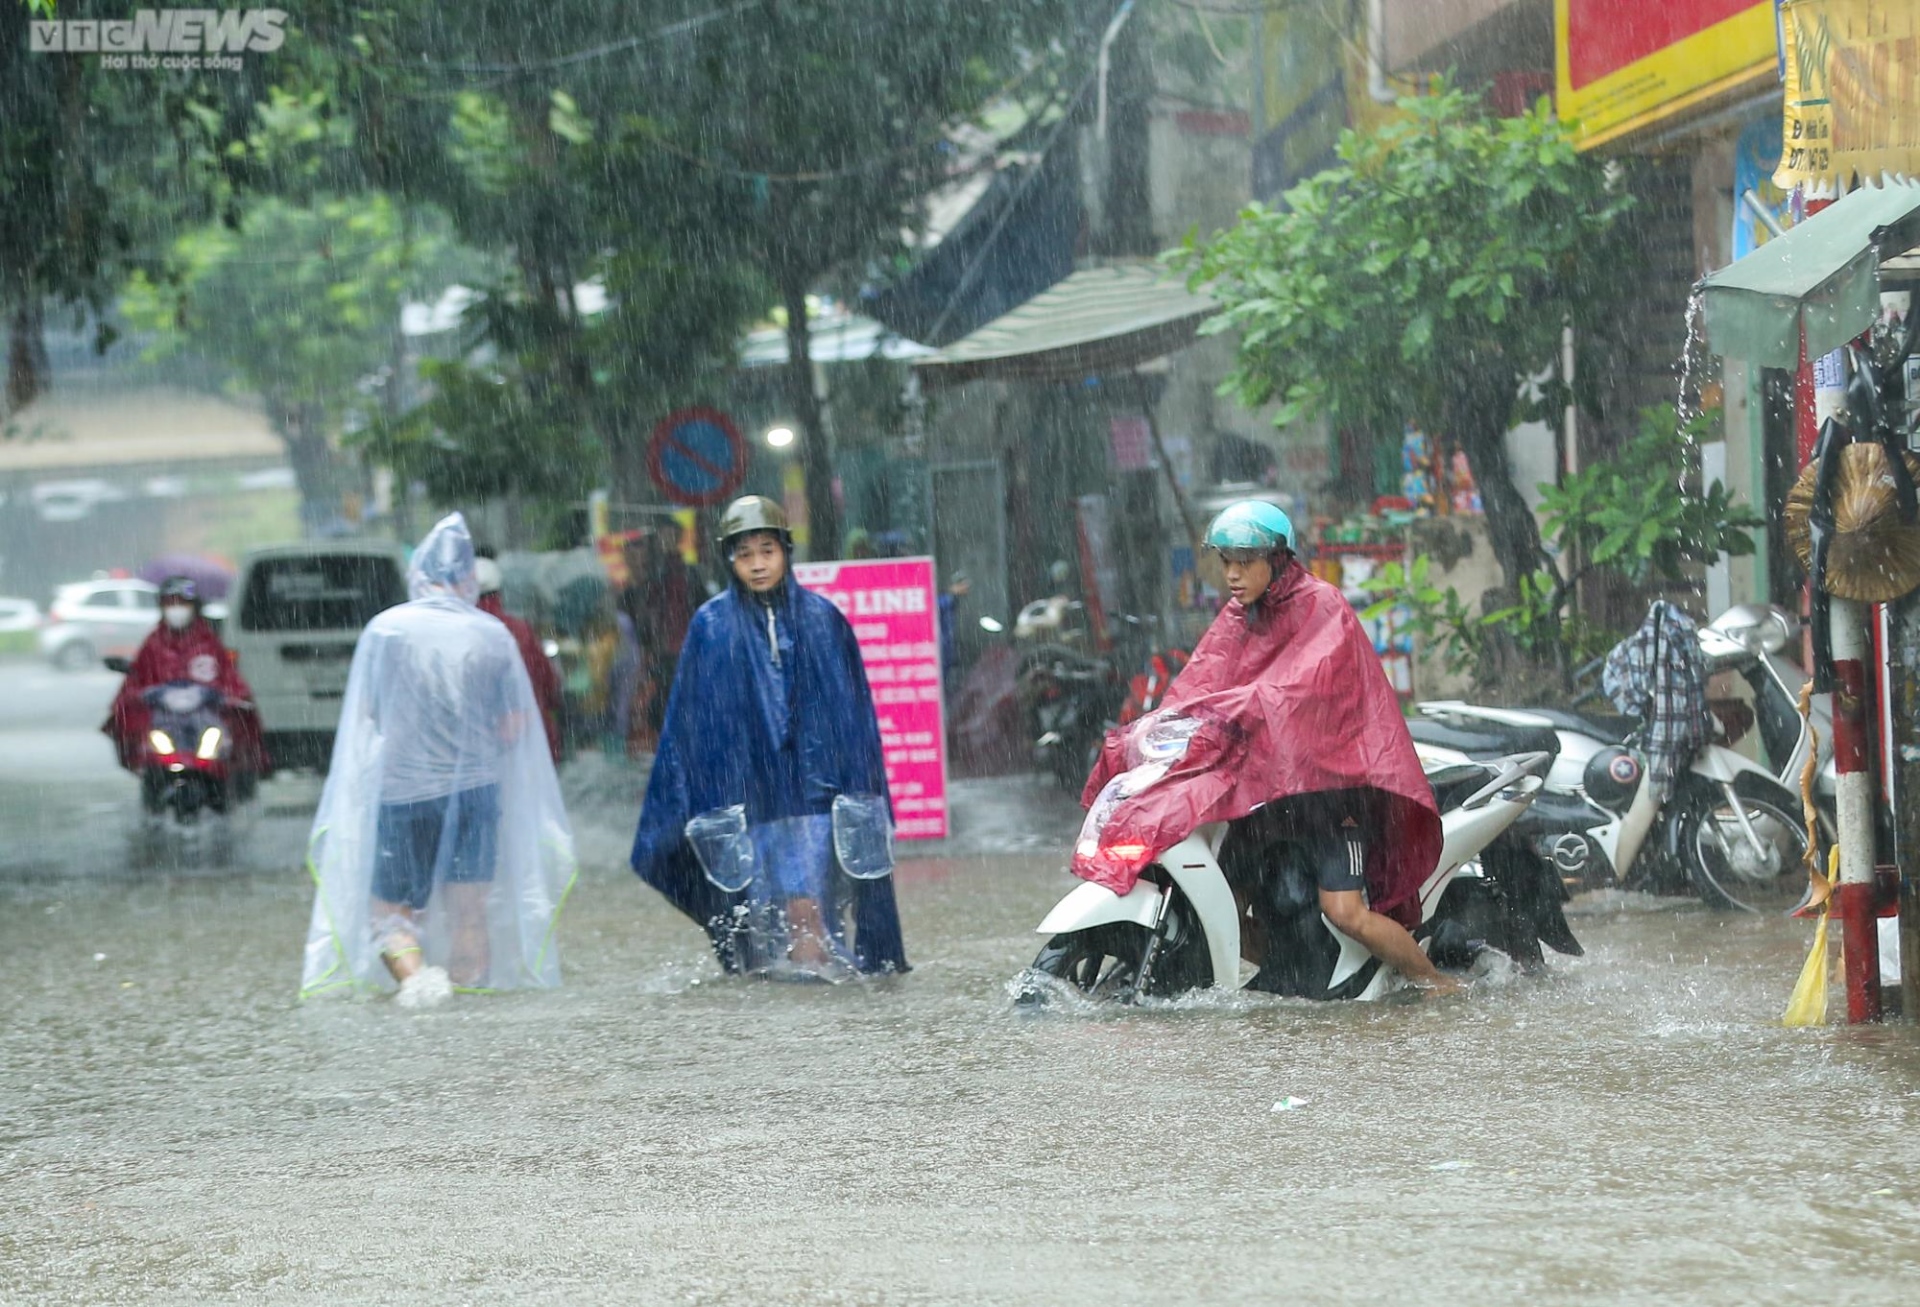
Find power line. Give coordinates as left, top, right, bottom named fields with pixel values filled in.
left=364, top=2, right=753, bottom=79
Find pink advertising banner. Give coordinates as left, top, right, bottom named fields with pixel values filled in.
left=793, top=556, right=949, bottom=839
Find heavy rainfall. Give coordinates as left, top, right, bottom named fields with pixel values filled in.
left=4, top=2, right=1920, bottom=1303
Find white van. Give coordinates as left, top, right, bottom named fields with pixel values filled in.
left=227, top=542, right=408, bottom=772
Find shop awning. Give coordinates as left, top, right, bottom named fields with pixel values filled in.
left=1700, top=179, right=1920, bottom=368
left=912, top=263, right=1216, bottom=387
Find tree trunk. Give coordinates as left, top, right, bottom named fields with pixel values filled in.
left=780, top=268, right=838, bottom=558
left=1448, top=381, right=1548, bottom=602
left=269, top=398, right=341, bottom=534
left=5, top=298, right=48, bottom=420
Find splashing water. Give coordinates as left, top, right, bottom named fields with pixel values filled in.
left=1676, top=287, right=1710, bottom=490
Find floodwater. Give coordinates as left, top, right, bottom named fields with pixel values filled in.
left=4, top=664, right=1919, bottom=1304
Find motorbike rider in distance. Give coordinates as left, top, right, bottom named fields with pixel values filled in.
left=1079, top=501, right=1461, bottom=994
left=104, top=575, right=270, bottom=799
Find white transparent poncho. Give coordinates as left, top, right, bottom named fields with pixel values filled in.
left=300, top=514, right=577, bottom=997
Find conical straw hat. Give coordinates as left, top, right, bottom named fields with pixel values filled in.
left=1784, top=443, right=1920, bottom=602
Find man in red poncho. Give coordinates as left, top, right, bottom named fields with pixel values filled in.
left=104, top=576, right=270, bottom=784
left=475, top=555, right=562, bottom=764
left=1075, top=500, right=1457, bottom=993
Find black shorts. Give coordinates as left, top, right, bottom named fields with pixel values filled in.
left=1307, top=827, right=1369, bottom=894
left=372, top=785, right=500, bottom=911
left=1223, top=790, right=1373, bottom=897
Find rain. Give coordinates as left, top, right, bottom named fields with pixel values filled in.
left=4, top=3, right=1920, bottom=1302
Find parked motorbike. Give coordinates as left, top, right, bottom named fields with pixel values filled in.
left=1013, top=715, right=1574, bottom=1005
left=1410, top=604, right=1819, bottom=914
left=1018, top=611, right=1185, bottom=791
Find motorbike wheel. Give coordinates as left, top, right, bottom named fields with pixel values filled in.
left=1018, top=890, right=1213, bottom=1004
left=1682, top=781, right=1813, bottom=914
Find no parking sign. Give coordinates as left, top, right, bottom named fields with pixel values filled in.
left=646, top=407, right=750, bottom=508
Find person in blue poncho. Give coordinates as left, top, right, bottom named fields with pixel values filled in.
left=630, top=495, right=908, bottom=977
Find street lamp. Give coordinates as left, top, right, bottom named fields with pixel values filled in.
left=765, top=425, right=795, bottom=449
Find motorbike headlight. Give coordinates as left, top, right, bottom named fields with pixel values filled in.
left=148, top=729, right=175, bottom=755
left=196, top=726, right=223, bottom=761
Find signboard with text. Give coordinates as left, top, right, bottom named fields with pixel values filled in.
left=1555, top=0, right=1776, bottom=148
left=793, top=556, right=949, bottom=840
left=1775, top=0, right=1920, bottom=195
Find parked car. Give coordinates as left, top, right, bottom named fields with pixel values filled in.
left=224, top=542, right=408, bottom=772
left=0, top=596, right=44, bottom=655
left=40, top=579, right=161, bottom=670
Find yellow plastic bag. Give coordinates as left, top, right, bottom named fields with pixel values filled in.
left=1783, top=846, right=1840, bottom=1027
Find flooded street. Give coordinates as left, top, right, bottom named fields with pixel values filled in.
left=4, top=662, right=1919, bottom=1305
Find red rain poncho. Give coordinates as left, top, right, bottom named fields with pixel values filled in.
left=1073, top=562, right=1440, bottom=927
left=478, top=592, right=563, bottom=763
left=103, top=616, right=270, bottom=774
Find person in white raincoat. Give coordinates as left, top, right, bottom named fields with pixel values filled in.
left=300, top=513, right=577, bottom=1006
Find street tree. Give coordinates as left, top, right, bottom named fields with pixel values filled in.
left=257, top=1, right=781, bottom=509
left=120, top=194, right=469, bottom=525
left=1180, top=83, right=1638, bottom=602
left=638, top=0, right=1094, bottom=554
left=2, top=7, right=299, bottom=422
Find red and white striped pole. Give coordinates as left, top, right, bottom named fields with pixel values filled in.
left=1830, top=597, right=1881, bottom=1023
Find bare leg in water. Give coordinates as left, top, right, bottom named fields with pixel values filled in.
left=1319, top=888, right=1464, bottom=995
left=376, top=890, right=487, bottom=988
left=784, top=897, right=833, bottom=968
left=444, top=883, right=491, bottom=986
left=375, top=901, right=424, bottom=981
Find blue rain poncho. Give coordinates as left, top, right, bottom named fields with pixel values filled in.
left=300, top=514, right=577, bottom=997
left=630, top=573, right=908, bottom=975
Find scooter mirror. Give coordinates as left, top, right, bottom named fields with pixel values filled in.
left=103, top=656, right=131, bottom=675
left=1708, top=603, right=1793, bottom=655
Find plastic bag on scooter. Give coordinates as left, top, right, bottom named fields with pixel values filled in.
left=1075, top=711, right=1211, bottom=874
left=831, top=793, right=895, bottom=879
left=685, top=805, right=757, bottom=892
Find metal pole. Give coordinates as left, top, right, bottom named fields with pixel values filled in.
left=1831, top=597, right=1882, bottom=1022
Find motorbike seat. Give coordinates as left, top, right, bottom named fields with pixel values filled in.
left=1507, top=706, right=1636, bottom=745
left=1425, top=762, right=1494, bottom=811
left=1407, top=716, right=1559, bottom=762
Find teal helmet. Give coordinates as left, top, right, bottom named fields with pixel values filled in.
left=1203, top=500, right=1295, bottom=557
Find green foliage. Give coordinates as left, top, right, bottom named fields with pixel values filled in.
left=1359, top=555, right=1484, bottom=679
left=1361, top=404, right=1764, bottom=690
left=1539, top=403, right=1764, bottom=583
left=1178, top=81, right=1631, bottom=426
left=357, top=354, right=601, bottom=505
left=120, top=194, right=477, bottom=516
left=1175, top=81, right=1638, bottom=592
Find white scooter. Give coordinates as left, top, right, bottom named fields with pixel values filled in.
left=1014, top=717, right=1568, bottom=1004
left=1411, top=606, right=1817, bottom=914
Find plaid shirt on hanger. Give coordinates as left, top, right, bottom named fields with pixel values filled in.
left=1602, top=601, right=1711, bottom=800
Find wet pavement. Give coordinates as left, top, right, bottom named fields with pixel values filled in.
left=4, top=659, right=1920, bottom=1304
